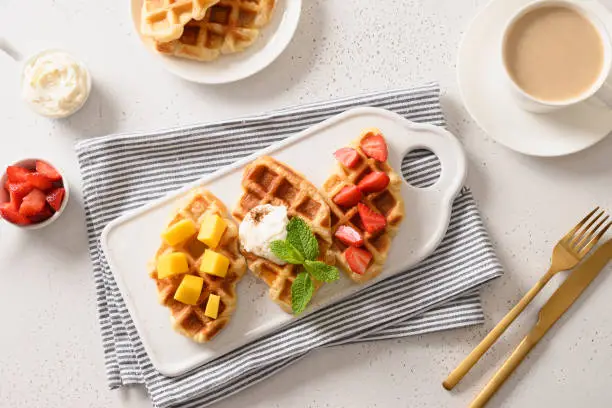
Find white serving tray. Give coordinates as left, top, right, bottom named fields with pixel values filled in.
left=101, top=107, right=467, bottom=377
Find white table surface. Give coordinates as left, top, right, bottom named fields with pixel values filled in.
left=1, top=1, right=612, bottom=407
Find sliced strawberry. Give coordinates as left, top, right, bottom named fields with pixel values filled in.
left=19, top=189, right=47, bottom=217
left=334, top=225, right=364, bottom=247
left=333, top=185, right=362, bottom=207
left=357, top=203, right=386, bottom=234
left=29, top=205, right=54, bottom=223
left=25, top=172, right=53, bottom=191
left=46, top=187, right=65, bottom=212
left=7, top=182, right=34, bottom=208
left=35, top=161, right=62, bottom=181
left=334, top=147, right=360, bottom=168
left=357, top=171, right=390, bottom=193
left=0, top=202, right=31, bottom=225
left=344, top=246, right=372, bottom=275
left=6, top=165, right=31, bottom=183
left=360, top=132, right=388, bottom=162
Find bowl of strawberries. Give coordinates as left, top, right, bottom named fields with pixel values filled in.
left=0, top=159, right=68, bottom=229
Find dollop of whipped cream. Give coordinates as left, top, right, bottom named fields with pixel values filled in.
left=21, top=50, right=91, bottom=118
left=239, top=204, right=289, bottom=265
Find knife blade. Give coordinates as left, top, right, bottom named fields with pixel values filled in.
left=531, top=238, right=612, bottom=340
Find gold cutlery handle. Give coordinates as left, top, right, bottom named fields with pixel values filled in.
left=468, top=334, right=538, bottom=408
left=443, top=272, right=551, bottom=390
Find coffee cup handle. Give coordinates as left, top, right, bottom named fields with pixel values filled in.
left=591, top=76, right=612, bottom=109
left=580, top=0, right=612, bottom=109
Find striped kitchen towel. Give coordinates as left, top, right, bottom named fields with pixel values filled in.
left=75, top=83, right=503, bottom=408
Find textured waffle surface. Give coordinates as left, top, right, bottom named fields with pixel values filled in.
left=232, top=156, right=334, bottom=313
left=322, top=129, right=405, bottom=283
left=150, top=188, right=247, bottom=342
left=141, top=0, right=219, bottom=42
left=154, top=0, right=276, bottom=61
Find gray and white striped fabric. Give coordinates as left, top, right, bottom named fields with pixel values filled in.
left=75, top=83, right=503, bottom=408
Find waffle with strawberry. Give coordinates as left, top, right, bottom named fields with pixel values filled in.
left=322, top=129, right=405, bottom=283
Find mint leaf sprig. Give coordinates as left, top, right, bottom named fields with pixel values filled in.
left=270, top=217, right=340, bottom=314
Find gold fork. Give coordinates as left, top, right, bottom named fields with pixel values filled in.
left=443, top=207, right=612, bottom=390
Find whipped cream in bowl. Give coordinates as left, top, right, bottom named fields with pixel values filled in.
left=21, top=50, right=92, bottom=119
left=239, top=204, right=289, bottom=265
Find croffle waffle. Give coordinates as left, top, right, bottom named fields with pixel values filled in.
left=322, top=129, right=405, bottom=283
left=232, top=156, right=335, bottom=313
left=150, top=188, right=247, bottom=342
left=154, top=0, right=276, bottom=61
left=141, top=0, right=219, bottom=43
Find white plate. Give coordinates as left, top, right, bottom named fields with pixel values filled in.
left=457, top=0, right=612, bottom=157
left=101, top=107, right=467, bottom=377
left=130, top=0, right=302, bottom=84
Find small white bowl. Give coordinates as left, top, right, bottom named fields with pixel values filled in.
left=0, top=158, right=70, bottom=230
left=21, top=49, right=92, bottom=119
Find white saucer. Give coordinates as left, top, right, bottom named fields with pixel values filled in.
left=457, top=0, right=612, bottom=157
left=130, top=0, right=302, bottom=84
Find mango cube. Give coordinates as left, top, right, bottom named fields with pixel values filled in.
left=174, top=275, right=204, bottom=305
left=204, top=294, right=221, bottom=319
left=197, top=213, right=227, bottom=249
left=162, top=219, right=197, bottom=246
left=156, top=252, right=189, bottom=279
left=199, top=250, right=230, bottom=278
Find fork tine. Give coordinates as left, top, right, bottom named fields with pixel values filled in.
left=563, top=207, right=600, bottom=245
left=574, top=214, right=609, bottom=250
left=574, top=214, right=608, bottom=251
left=578, top=220, right=612, bottom=257
left=570, top=209, right=605, bottom=249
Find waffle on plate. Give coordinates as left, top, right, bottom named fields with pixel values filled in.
left=141, top=0, right=219, bottom=43
left=322, top=129, right=405, bottom=283
left=150, top=187, right=247, bottom=342
left=154, top=0, right=276, bottom=61
left=232, top=156, right=335, bottom=313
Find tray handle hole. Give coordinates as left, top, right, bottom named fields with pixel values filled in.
left=401, top=149, right=441, bottom=188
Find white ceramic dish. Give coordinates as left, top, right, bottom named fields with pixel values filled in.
left=21, top=49, right=92, bottom=119
left=457, top=0, right=612, bottom=157
left=101, top=107, right=467, bottom=377
left=0, top=159, right=70, bottom=230
left=130, top=0, right=302, bottom=84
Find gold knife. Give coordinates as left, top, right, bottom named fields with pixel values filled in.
left=470, top=239, right=612, bottom=408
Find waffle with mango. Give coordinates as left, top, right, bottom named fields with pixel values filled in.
left=232, top=156, right=335, bottom=313
left=322, top=129, right=405, bottom=283
left=150, top=187, right=247, bottom=342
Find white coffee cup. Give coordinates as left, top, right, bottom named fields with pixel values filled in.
left=501, top=0, right=612, bottom=113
